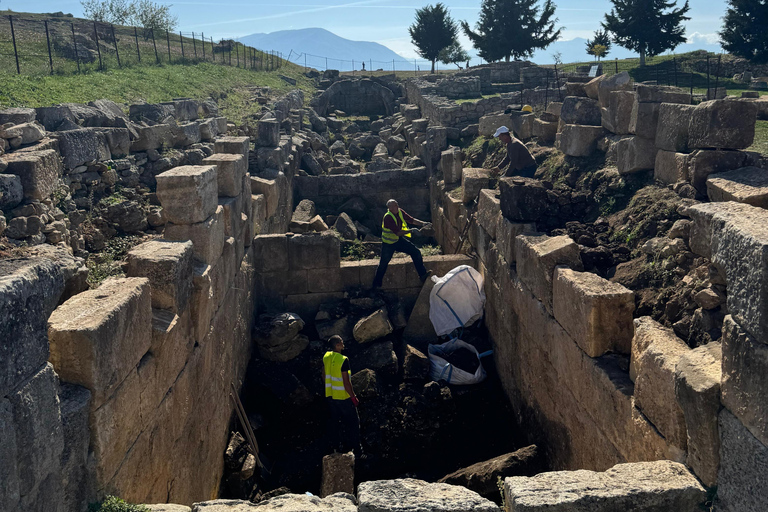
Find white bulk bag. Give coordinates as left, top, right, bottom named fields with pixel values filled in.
left=428, top=265, right=485, bottom=337
left=428, top=338, right=486, bottom=385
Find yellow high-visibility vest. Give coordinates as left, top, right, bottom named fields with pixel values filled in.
left=381, top=210, right=411, bottom=244
left=323, top=351, right=350, bottom=400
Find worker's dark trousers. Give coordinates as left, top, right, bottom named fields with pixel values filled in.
left=373, top=237, right=426, bottom=288
left=327, top=398, right=362, bottom=456
left=504, top=164, right=537, bottom=179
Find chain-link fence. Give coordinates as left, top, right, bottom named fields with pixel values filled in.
left=0, top=13, right=285, bottom=76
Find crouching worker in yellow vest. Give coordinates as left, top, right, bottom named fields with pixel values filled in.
left=372, top=199, right=433, bottom=289
left=323, top=335, right=364, bottom=458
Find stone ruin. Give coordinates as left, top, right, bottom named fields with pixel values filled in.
left=2, top=67, right=768, bottom=512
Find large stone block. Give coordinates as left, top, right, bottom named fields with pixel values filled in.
left=630, top=101, right=660, bottom=139
left=320, top=452, right=354, bottom=498
left=532, top=118, right=557, bottom=143
left=156, top=165, right=218, bottom=225
left=250, top=176, right=279, bottom=218
left=631, top=317, right=689, bottom=451
left=0, top=121, right=45, bottom=145
left=674, top=342, right=722, bottom=487
left=214, top=136, right=249, bottom=160
left=583, top=74, right=605, bottom=100
left=253, top=234, right=289, bottom=272
left=8, top=363, right=64, bottom=510
left=688, top=100, right=757, bottom=150
left=256, top=119, right=280, bottom=147
left=616, top=136, right=656, bottom=174
left=688, top=149, right=749, bottom=194
left=53, top=128, right=111, bottom=169
left=476, top=189, right=501, bottom=238
left=687, top=201, right=754, bottom=259
left=193, top=495, right=358, bottom=512
left=461, top=168, right=491, bottom=204
left=509, top=112, right=535, bottom=140
left=604, top=90, right=636, bottom=134
left=499, top=177, right=548, bottom=222
left=552, top=268, right=635, bottom=357
left=130, top=124, right=174, bottom=152
left=715, top=408, right=768, bottom=512
left=59, top=383, right=93, bottom=512
left=496, top=217, right=536, bottom=264
left=597, top=71, right=633, bottom=107
left=3, top=149, right=62, bottom=200
left=288, top=232, right=340, bottom=270
left=440, top=146, right=463, bottom=184
left=172, top=122, right=202, bottom=147
left=516, top=234, right=583, bottom=314
left=559, top=96, right=601, bottom=126
left=218, top=195, right=245, bottom=239
left=706, top=166, right=768, bottom=207
left=0, top=107, right=36, bottom=124
left=358, top=479, right=499, bottom=512
left=164, top=205, right=226, bottom=266
left=721, top=315, right=768, bottom=447
left=654, top=150, right=690, bottom=185
left=504, top=461, right=705, bottom=511
left=655, top=103, right=696, bottom=152
left=558, top=124, right=605, bottom=157
left=126, top=240, right=194, bottom=313
left=635, top=84, right=691, bottom=104
left=48, top=277, right=152, bottom=406
left=479, top=112, right=511, bottom=137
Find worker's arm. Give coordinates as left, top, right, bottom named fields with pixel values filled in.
left=385, top=214, right=416, bottom=237
left=342, top=372, right=359, bottom=406
left=495, top=152, right=510, bottom=172
left=400, top=209, right=427, bottom=229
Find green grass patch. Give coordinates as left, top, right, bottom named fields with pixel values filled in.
left=748, top=120, right=768, bottom=155
left=85, top=234, right=144, bottom=287
left=89, top=495, right=148, bottom=512
left=0, top=61, right=315, bottom=124
left=419, top=244, right=442, bottom=257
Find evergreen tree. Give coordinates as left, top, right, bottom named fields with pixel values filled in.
left=721, top=0, right=768, bottom=63
left=409, top=3, right=459, bottom=73
left=603, top=0, right=690, bottom=66
left=439, top=41, right=471, bottom=69
left=586, top=29, right=612, bottom=59
left=460, top=0, right=562, bottom=62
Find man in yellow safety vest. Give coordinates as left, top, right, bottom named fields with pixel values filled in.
left=372, top=199, right=432, bottom=289
left=323, top=335, right=363, bottom=457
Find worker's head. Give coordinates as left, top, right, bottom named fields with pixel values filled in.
left=493, top=125, right=512, bottom=144
left=329, top=335, right=345, bottom=352
left=386, top=199, right=399, bottom=214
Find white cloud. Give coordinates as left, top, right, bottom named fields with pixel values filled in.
left=688, top=32, right=720, bottom=45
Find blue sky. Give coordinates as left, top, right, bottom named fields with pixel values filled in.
left=12, top=0, right=726, bottom=58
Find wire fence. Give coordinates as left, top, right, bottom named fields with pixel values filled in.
left=0, top=13, right=286, bottom=76
left=286, top=50, right=485, bottom=74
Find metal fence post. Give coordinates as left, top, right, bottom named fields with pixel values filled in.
left=674, top=57, right=678, bottom=87
left=211, top=37, right=215, bottom=62
left=236, top=43, right=239, bottom=67
left=111, top=25, right=121, bottom=67
left=9, top=16, right=20, bottom=74
left=615, top=58, right=618, bottom=74
left=544, top=68, right=549, bottom=109
left=714, top=54, right=722, bottom=97
left=44, top=20, right=54, bottom=74
left=71, top=22, right=81, bottom=72
left=179, top=31, right=184, bottom=60
left=690, top=69, right=694, bottom=97
left=166, top=30, right=171, bottom=63
left=706, top=55, right=710, bottom=98
left=192, top=32, right=197, bottom=59
left=554, top=63, right=562, bottom=101
left=520, top=82, right=524, bottom=110
left=151, top=29, right=159, bottom=64
left=93, top=21, right=103, bottom=70
left=134, top=27, right=141, bottom=62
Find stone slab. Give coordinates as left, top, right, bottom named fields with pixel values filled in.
left=125, top=240, right=194, bottom=313
left=156, top=165, right=218, bottom=225
left=706, top=166, right=768, bottom=207
left=654, top=150, right=690, bottom=185
left=203, top=154, right=246, bottom=198
left=214, top=136, right=249, bottom=160
left=164, top=206, right=226, bottom=266
left=461, top=168, right=492, bottom=204
left=656, top=103, right=696, bottom=152
left=516, top=234, right=583, bottom=314
left=688, top=99, right=757, bottom=150
left=3, top=149, right=62, bottom=200
left=558, top=124, right=605, bottom=157
left=358, top=479, right=499, bottom=512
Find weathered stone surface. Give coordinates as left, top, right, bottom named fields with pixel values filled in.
left=560, top=96, right=601, bottom=126
left=172, top=122, right=201, bottom=147
left=53, top=128, right=111, bottom=169
left=203, top=154, right=246, bottom=197
left=48, top=277, right=152, bottom=406
left=253, top=234, right=289, bottom=272
left=532, top=118, right=557, bottom=142
left=192, top=494, right=357, bottom=512
left=461, top=167, right=491, bottom=204
left=214, top=136, right=249, bottom=160
left=558, top=124, right=605, bottom=157
left=478, top=112, right=511, bottom=137
left=516, top=234, right=583, bottom=314
left=3, top=149, right=62, bottom=200
left=654, top=150, right=690, bottom=185
left=656, top=103, right=696, bottom=152
left=509, top=112, right=535, bottom=140
left=441, top=146, right=463, bottom=184
left=597, top=71, right=633, bottom=107
left=0, top=121, right=45, bottom=145
left=0, top=173, right=23, bottom=209
left=255, top=313, right=308, bottom=362
left=353, top=340, right=398, bottom=375
left=59, top=383, right=93, bottom=512
left=635, top=84, right=691, bottom=104
left=288, top=232, right=341, bottom=270
left=631, top=317, right=689, bottom=451
left=131, top=124, right=174, bottom=152
left=504, top=460, right=705, bottom=511
left=256, top=119, right=280, bottom=147
left=0, top=107, right=36, bottom=125
left=250, top=176, right=279, bottom=218
left=403, top=344, right=429, bottom=381
left=706, top=166, right=768, bottom=207
left=358, top=479, right=499, bottom=512
left=333, top=212, right=358, bottom=240
left=496, top=217, right=535, bottom=264
left=146, top=505, right=192, bottom=512
left=403, top=279, right=438, bottom=345
left=164, top=206, right=226, bottom=265
left=320, top=452, right=355, bottom=498
left=674, top=341, right=722, bottom=486
left=721, top=315, right=768, bottom=447
left=616, top=136, right=656, bottom=174
left=553, top=268, right=635, bottom=357
left=583, top=74, right=605, bottom=100
left=604, top=90, right=636, bottom=134
left=439, top=445, right=542, bottom=499
left=353, top=308, right=393, bottom=343
left=156, top=165, right=218, bottom=225
left=630, top=101, right=660, bottom=139
left=688, top=99, right=757, bottom=150
left=499, top=177, right=548, bottom=222
left=126, top=240, right=194, bottom=313
left=688, top=149, right=748, bottom=194
left=715, top=408, right=768, bottom=512
left=476, top=189, right=500, bottom=238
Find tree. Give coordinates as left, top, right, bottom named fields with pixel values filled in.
left=439, top=41, right=471, bottom=69
left=720, top=0, right=768, bottom=63
left=603, top=0, right=690, bottom=66
left=409, top=3, right=459, bottom=73
left=81, top=0, right=135, bottom=24
left=585, top=29, right=612, bottom=60
left=461, top=0, right=562, bottom=63
left=133, top=0, right=178, bottom=37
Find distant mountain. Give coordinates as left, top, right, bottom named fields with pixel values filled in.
left=238, top=28, right=410, bottom=72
